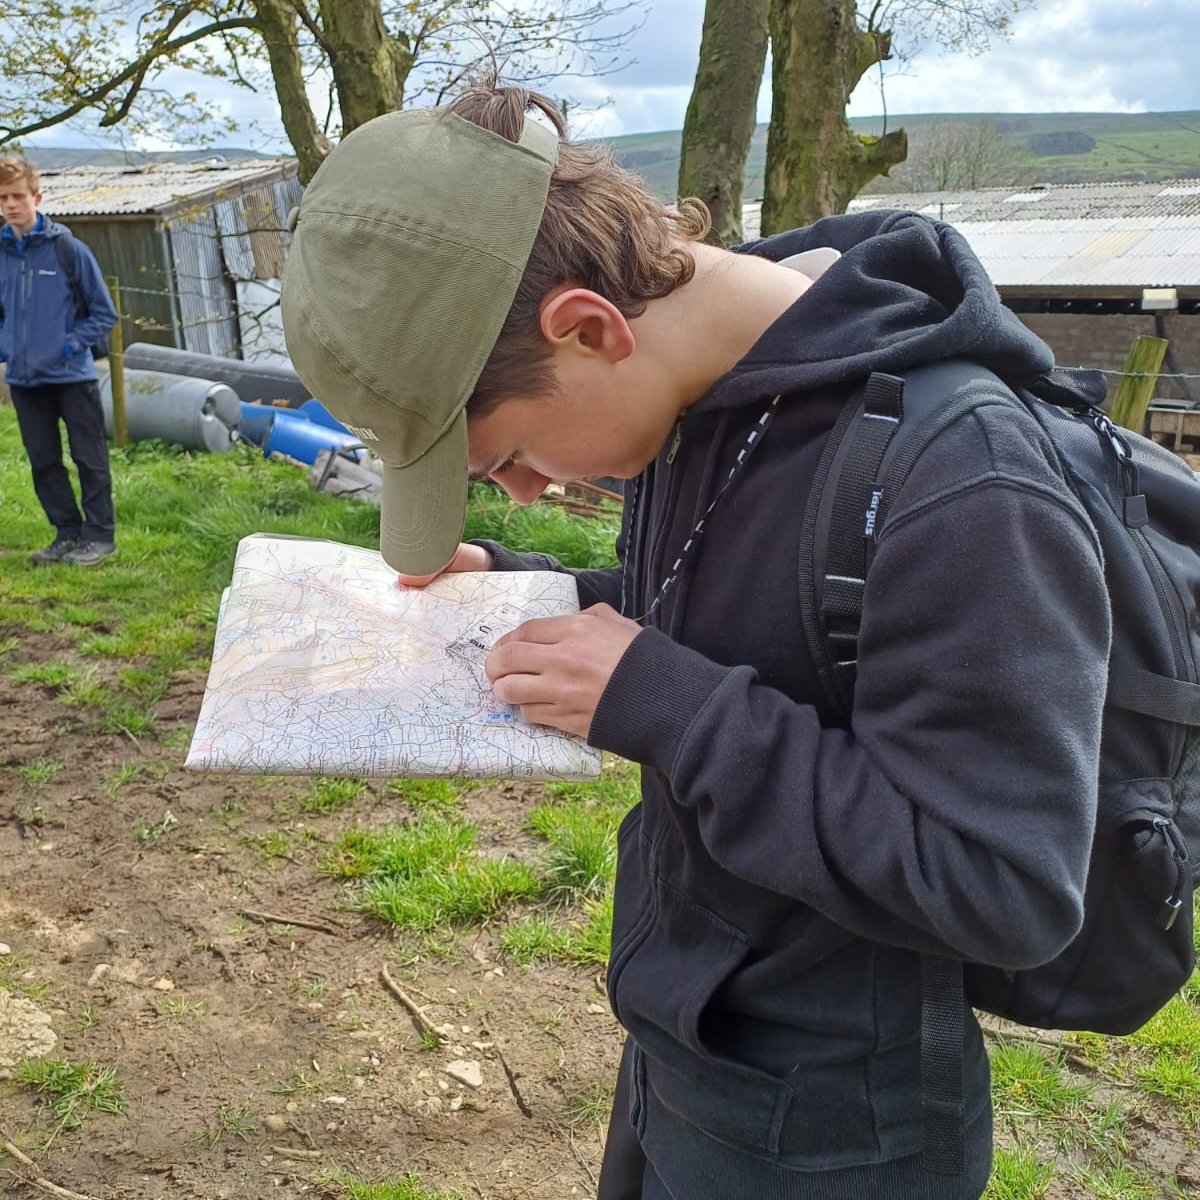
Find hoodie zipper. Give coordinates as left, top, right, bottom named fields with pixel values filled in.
left=642, top=422, right=689, bottom=628
left=634, top=398, right=782, bottom=626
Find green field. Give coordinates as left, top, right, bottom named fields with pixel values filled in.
left=598, top=110, right=1200, bottom=200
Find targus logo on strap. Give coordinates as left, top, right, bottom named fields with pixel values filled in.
left=864, top=488, right=884, bottom=538
left=345, top=424, right=379, bottom=442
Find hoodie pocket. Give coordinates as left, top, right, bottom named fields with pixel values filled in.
left=609, top=874, right=752, bottom=1063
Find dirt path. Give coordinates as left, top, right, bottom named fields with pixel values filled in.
left=1, top=656, right=619, bottom=1199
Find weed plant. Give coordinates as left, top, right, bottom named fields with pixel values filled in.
left=15, top=1058, right=126, bottom=1141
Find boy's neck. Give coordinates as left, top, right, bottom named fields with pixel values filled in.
left=9, top=211, right=40, bottom=237
left=635, top=239, right=816, bottom=413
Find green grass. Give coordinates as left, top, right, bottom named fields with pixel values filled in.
left=157, top=995, right=207, bottom=1022
left=991, top=1040, right=1094, bottom=1135
left=303, top=776, right=367, bottom=814
left=15, top=1058, right=126, bottom=1138
left=984, top=1145, right=1055, bottom=1200
left=531, top=766, right=639, bottom=898
left=338, top=1175, right=461, bottom=1200
left=10, top=661, right=76, bottom=688
left=501, top=892, right=614, bottom=968
left=324, top=817, right=541, bottom=931
left=0, top=950, right=52, bottom=1001
left=386, top=778, right=464, bottom=812
left=195, top=1101, right=253, bottom=1148
left=18, top=757, right=64, bottom=784
left=103, top=761, right=140, bottom=796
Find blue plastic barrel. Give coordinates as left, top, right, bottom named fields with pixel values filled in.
left=263, top=414, right=365, bottom=465
left=298, top=398, right=352, bottom=434
left=239, top=402, right=279, bottom=446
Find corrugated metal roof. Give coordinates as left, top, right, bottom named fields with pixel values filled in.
left=743, top=179, right=1200, bottom=289
left=37, top=160, right=296, bottom=217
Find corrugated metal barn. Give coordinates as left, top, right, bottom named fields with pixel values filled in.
left=745, top=180, right=1200, bottom=401
left=35, top=159, right=302, bottom=360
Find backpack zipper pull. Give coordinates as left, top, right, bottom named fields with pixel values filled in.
left=1089, top=409, right=1147, bottom=526
left=1153, top=817, right=1188, bottom=930
left=665, top=422, right=683, bottom=465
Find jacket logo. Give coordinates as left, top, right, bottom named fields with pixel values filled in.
left=863, top=488, right=884, bottom=538
left=345, top=423, right=378, bottom=442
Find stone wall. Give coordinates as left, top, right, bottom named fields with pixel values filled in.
left=1018, top=312, right=1200, bottom=405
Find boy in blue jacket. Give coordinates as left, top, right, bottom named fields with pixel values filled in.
left=0, top=157, right=118, bottom=566
left=281, top=84, right=1109, bottom=1198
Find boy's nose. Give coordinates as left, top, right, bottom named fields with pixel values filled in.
left=494, top=465, right=551, bottom=505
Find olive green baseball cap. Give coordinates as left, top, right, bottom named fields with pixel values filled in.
left=281, top=106, right=557, bottom=575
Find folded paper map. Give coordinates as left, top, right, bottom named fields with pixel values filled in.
left=186, top=534, right=601, bottom=779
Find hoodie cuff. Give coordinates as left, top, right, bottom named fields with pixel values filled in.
left=469, top=539, right=559, bottom=574
left=589, top=626, right=736, bottom=774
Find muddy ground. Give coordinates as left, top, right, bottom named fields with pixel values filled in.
left=0, top=639, right=620, bottom=1200
left=2, top=628, right=1197, bottom=1200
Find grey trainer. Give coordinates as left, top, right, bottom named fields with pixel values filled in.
left=63, top=541, right=116, bottom=567
left=29, top=537, right=79, bottom=566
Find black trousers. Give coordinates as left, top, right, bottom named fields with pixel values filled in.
left=598, top=1040, right=648, bottom=1200
left=10, top=380, right=115, bottom=544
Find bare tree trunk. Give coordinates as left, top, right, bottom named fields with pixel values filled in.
left=678, top=0, right=770, bottom=246
left=254, top=0, right=331, bottom=183
left=762, top=0, right=907, bottom=233
left=317, top=0, right=413, bottom=134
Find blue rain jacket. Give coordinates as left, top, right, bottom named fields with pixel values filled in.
left=0, top=214, right=117, bottom=387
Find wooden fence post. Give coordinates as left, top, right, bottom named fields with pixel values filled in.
left=1109, top=334, right=1169, bottom=433
left=106, top=276, right=127, bottom=448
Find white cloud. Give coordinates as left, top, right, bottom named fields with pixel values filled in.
left=23, top=0, right=1200, bottom=151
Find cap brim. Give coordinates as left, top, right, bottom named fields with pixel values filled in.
left=378, top=409, right=469, bottom=576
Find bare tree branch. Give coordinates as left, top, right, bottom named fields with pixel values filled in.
left=1, top=17, right=258, bottom=143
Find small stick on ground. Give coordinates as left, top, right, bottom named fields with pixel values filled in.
left=379, top=963, right=443, bottom=1043
left=566, top=1128, right=599, bottom=1188
left=271, top=1145, right=322, bottom=1159
left=495, top=1044, right=534, bottom=1119
left=0, top=1129, right=101, bottom=1200
left=239, top=908, right=341, bottom=936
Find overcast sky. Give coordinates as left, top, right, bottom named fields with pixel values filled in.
left=26, top=0, right=1200, bottom=151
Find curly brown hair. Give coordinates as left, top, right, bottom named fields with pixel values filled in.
left=448, top=83, right=710, bottom=417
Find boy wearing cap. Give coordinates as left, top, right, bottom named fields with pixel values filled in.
left=282, top=85, right=1109, bottom=1199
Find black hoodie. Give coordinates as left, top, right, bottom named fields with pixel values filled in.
left=480, top=211, right=1111, bottom=1196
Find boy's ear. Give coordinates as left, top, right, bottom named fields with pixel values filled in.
left=538, top=287, right=635, bottom=363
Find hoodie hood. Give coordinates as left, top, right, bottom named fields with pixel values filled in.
left=695, top=209, right=1055, bottom=413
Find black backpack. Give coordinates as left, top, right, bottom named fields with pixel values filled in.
left=799, top=359, right=1200, bottom=1171
left=55, top=232, right=109, bottom=360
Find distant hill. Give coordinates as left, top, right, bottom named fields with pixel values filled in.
left=596, top=110, right=1200, bottom=200
left=19, top=145, right=281, bottom=171
left=22, top=110, right=1200, bottom=196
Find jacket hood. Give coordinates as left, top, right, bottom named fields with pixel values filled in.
left=1, top=214, right=67, bottom=245
left=695, top=209, right=1055, bottom=413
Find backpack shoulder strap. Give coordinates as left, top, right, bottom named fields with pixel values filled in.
left=798, top=358, right=1016, bottom=721
left=797, top=358, right=1025, bottom=1178
left=54, top=231, right=88, bottom=318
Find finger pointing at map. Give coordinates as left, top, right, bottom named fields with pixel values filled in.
left=486, top=604, right=644, bottom=740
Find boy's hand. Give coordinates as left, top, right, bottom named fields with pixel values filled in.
left=486, top=604, right=643, bottom=739
left=396, top=542, right=493, bottom=588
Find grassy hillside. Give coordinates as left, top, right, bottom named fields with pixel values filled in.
left=600, top=110, right=1200, bottom=200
